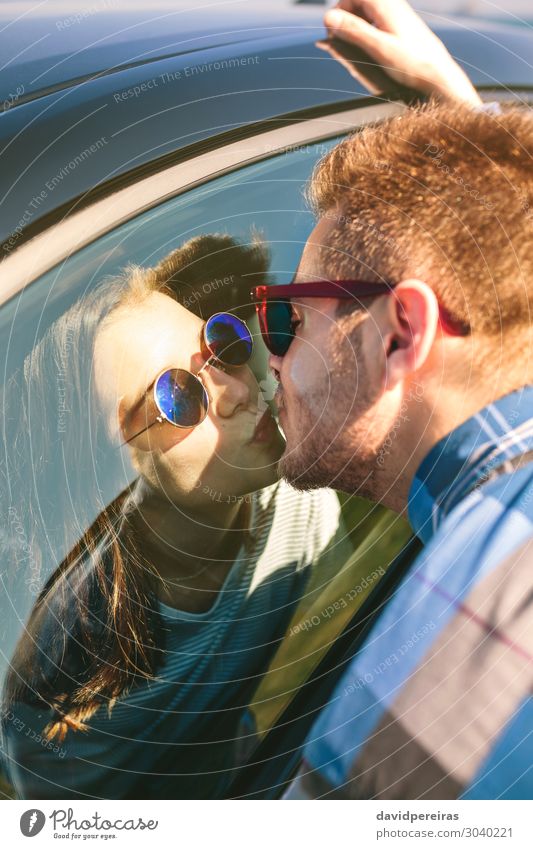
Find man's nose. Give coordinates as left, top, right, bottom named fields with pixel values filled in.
left=268, top=353, right=284, bottom=382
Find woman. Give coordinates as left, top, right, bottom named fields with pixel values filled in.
left=1, top=235, right=346, bottom=799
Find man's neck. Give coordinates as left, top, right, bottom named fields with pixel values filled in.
left=385, top=377, right=529, bottom=515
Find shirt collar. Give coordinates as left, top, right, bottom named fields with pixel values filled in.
left=408, top=386, right=533, bottom=544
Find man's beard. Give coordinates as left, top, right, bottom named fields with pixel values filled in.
left=277, top=328, right=390, bottom=500
left=278, top=419, right=360, bottom=491
left=278, top=398, right=384, bottom=498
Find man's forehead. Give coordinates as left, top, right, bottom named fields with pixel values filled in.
left=294, top=214, right=339, bottom=283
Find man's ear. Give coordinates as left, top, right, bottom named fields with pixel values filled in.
left=380, top=278, right=440, bottom=390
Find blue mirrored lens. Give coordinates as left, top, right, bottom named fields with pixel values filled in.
left=204, top=313, right=253, bottom=366
left=155, top=369, right=208, bottom=427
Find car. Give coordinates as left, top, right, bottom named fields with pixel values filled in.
left=1, top=0, right=532, bottom=800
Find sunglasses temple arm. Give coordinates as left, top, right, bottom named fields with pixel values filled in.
left=119, top=418, right=158, bottom=447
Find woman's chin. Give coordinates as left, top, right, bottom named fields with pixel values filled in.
left=237, top=460, right=283, bottom=496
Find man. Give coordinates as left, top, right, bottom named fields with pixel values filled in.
left=259, top=1, right=533, bottom=798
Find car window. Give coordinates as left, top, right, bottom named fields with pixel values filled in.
left=1, top=136, right=358, bottom=404
left=0, top=132, right=409, bottom=799
left=1, top=141, right=336, bottom=613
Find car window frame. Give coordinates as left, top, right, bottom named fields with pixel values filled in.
left=0, top=100, right=407, bottom=308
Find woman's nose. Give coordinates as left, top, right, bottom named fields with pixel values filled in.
left=193, top=354, right=252, bottom=419
left=215, top=367, right=253, bottom=418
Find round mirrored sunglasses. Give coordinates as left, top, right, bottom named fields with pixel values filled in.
left=122, top=312, right=253, bottom=444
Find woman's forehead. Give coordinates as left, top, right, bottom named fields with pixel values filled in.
left=94, top=291, right=204, bottom=406
left=116, top=291, right=203, bottom=345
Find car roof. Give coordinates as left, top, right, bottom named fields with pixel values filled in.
left=2, top=1, right=533, bottom=105
left=0, top=0, right=327, bottom=103
left=1, top=1, right=533, bottom=255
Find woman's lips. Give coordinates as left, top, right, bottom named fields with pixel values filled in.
left=249, top=408, right=279, bottom=444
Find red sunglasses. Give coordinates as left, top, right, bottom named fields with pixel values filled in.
left=251, top=280, right=469, bottom=356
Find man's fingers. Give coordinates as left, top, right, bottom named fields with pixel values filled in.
left=324, top=8, right=389, bottom=61
left=315, top=39, right=384, bottom=94
left=334, top=0, right=416, bottom=34
left=325, top=0, right=482, bottom=105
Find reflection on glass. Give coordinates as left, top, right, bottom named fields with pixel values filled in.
left=0, top=140, right=361, bottom=800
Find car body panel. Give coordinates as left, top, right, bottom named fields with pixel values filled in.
left=0, top=1, right=325, bottom=102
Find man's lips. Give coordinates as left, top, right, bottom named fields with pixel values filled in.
left=249, top=407, right=279, bottom=444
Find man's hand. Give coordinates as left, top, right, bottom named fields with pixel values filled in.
left=321, top=0, right=482, bottom=105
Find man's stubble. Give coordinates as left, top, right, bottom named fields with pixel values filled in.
left=278, top=321, right=391, bottom=500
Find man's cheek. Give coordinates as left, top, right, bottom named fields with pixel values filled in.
left=284, top=341, right=329, bottom=399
